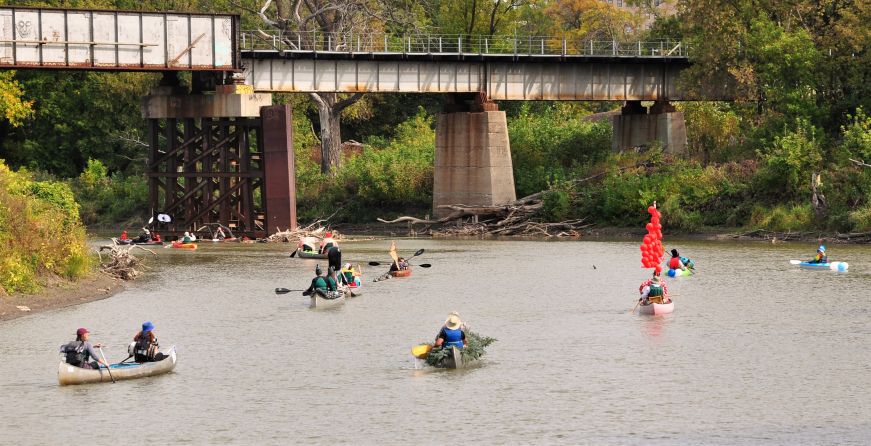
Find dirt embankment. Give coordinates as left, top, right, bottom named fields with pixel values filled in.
left=0, top=272, right=125, bottom=322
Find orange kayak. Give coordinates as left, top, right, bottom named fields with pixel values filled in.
left=171, top=242, right=197, bottom=250
left=390, top=268, right=412, bottom=278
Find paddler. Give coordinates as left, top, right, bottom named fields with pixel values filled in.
left=320, top=232, right=338, bottom=254
left=303, top=265, right=334, bottom=296
left=808, top=245, right=827, bottom=264
left=60, top=328, right=110, bottom=370
left=326, top=267, right=340, bottom=291
left=340, top=263, right=361, bottom=287
left=668, top=249, right=694, bottom=270
left=638, top=270, right=669, bottom=297
left=434, top=312, right=466, bottom=349
left=639, top=276, right=670, bottom=305
left=182, top=232, right=193, bottom=243
left=299, top=235, right=320, bottom=253
left=132, top=321, right=166, bottom=363
left=327, top=245, right=342, bottom=273
left=120, top=230, right=128, bottom=241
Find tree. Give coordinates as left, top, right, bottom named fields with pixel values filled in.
left=544, top=0, right=641, bottom=44
left=0, top=72, right=33, bottom=128
left=247, top=0, right=419, bottom=175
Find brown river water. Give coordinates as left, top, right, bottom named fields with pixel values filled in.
left=0, top=239, right=869, bottom=445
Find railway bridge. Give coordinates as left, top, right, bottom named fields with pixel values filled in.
left=1, top=6, right=705, bottom=233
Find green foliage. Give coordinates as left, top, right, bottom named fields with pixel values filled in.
left=757, top=118, right=823, bottom=197
left=748, top=204, right=814, bottom=232
left=0, top=71, right=33, bottom=127
left=841, top=108, right=871, bottom=162
left=424, top=331, right=496, bottom=366
left=0, top=160, right=92, bottom=294
left=70, top=159, right=148, bottom=225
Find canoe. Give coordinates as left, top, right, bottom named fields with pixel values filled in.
left=795, top=261, right=849, bottom=272
left=134, top=240, right=163, bottom=245
left=390, top=268, right=412, bottom=278
left=211, top=237, right=237, bottom=242
left=638, top=301, right=675, bottom=316
left=667, top=268, right=692, bottom=277
left=343, top=286, right=361, bottom=298
left=434, top=346, right=471, bottom=369
left=58, top=346, right=177, bottom=386
left=296, top=249, right=328, bottom=259
left=171, top=242, right=197, bottom=250
left=310, top=289, right=346, bottom=308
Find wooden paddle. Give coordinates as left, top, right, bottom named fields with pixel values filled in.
left=275, top=288, right=306, bottom=294
left=98, top=347, right=116, bottom=383
left=629, top=299, right=641, bottom=314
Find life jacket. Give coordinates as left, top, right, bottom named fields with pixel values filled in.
left=648, top=284, right=664, bottom=297
left=134, top=332, right=158, bottom=362
left=62, top=341, right=88, bottom=366
left=341, top=270, right=354, bottom=284
left=668, top=257, right=683, bottom=269
left=325, top=276, right=338, bottom=291
left=443, top=328, right=464, bottom=348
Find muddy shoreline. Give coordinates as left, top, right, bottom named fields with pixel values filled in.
left=0, top=272, right=125, bottom=322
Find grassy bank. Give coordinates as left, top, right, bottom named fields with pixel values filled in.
left=0, top=161, right=93, bottom=294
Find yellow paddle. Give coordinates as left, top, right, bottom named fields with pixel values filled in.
left=411, top=344, right=432, bottom=359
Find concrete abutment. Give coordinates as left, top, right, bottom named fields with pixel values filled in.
left=611, top=100, right=687, bottom=153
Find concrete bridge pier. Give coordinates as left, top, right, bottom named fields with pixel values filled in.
left=612, top=101, right=687, bottom=153
left=432, top=95, right=517, bottom=218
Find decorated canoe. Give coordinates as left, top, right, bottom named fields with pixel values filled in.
left=171, top=242, right=197, bottom=250
left=310, top=289, right=346, bottom=308
left=637, top=301, right=675, bottom=316
left=435, top=346, right=472, bottom=369
left=297, top=249, right=328, bottom=259
left=58, top=346, right=177, bottom=386
left=390, top=268, right=412, bottom=278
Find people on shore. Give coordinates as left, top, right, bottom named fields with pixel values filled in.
left=434, top=312, right=466, bottom=349
left=61, top=328, right=110, bottom=370
left=808, top=245, right=827, bottom=264
left=639, top=276, right=670, bottom=305
left=320, top=232, right=338, bottom=254
left=132, top=321, right=166, bottom=363
left=668, top=249, right=694, bottom=270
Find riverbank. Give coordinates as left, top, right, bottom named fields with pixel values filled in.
left=0, top=272, right=124, bottom=322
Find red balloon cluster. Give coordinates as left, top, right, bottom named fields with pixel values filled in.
left=640, top=205, right=664, bottom=274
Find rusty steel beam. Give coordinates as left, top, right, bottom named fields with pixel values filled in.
left=260, top=105, right=297, bottom=233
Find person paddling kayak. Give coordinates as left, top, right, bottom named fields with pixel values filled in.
left=808, top=245, right=827, bottom=264
left=639, top=276, right=670, bottom=305
left=60, top=328, right=110, bottom=370
left=434, top=312, right=466, bottom=349
left=668, top=249, right=694, bottom=270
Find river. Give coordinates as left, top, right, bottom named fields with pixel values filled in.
left=1, top=239, right=869, bottom=445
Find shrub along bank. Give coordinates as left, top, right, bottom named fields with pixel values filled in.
left=0, top=161, right=92, bottom=294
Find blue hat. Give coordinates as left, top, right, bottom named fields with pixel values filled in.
left=142, top=321, right=154, bottom=333
left=818, top=245, right=826, bottom=253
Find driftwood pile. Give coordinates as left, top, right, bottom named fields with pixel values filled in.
left=97, top=243, right=155, bottom=280
left=725, top=228, right=871, bottom=244
left=378, top=189, right=590, bottom=238
left=265, top=220, right=343, bottom=243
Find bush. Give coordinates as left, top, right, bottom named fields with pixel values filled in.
left=0, top=161, right=92, bottom=293
left=748, top=204, right=814, bottom=231
left=71, top=159, right=148, bottom=225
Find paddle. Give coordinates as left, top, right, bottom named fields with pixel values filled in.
left=275, top=288, right=306, bottom=294
left=369, top=262, right=432, bottom=268
left=629, top=299, right=641, bottom=314
left=411, top=343, right=433, bottom=359
left=789, top=260, right=803, bottom=265
left=373, top=248, right=425, bottom=282
left=98, top=347, right=115, bottom=383
left=289, top=249, right=297, bottom=258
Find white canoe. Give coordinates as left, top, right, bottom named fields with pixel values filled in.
left=310, top=290, right=346, bottom=308
left=58, top=346, right=177, bottom=386
left=296, top=249, right=328, bottom=259
left=638, top=301, right=675, bottom=316
left=435, top=346, right=474, bottom=369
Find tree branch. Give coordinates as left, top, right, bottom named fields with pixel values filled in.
left=334, top=92, right=364, bottom=113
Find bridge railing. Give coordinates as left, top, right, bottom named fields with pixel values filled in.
left=240, top=31, right=688, bottom=58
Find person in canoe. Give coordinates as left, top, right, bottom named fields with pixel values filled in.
left=299, top=235, right=320, bottom=253
left=134, top=227, right=151, bottom=243
left=389, top=257, right=410, bottom=272
left=320, top=232, right=338, bottom=254
left=60, top=328, right=110, bottom=370
left=326, top=267, right=340, bottom=290
left=152, top=232, right=162, bottom=243
left=341, top=263, right=362, bottom=287
left=120, top=230, right=128, bottom=241
left=668, top=249, right=695, bottom=271
left=639, top=276, right=670, bottom=305
left=808, top=245, right=828, bottom=264
left=303, top=265, right=336, bottom=296
left=132, top=321, right=167, bottom=363
left=182, top=232, right=193, bottom=243
left=434, top=312, right=466, bottom=349
left=638, top=270, right=669, bottom=297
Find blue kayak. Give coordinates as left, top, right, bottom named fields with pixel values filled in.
left=791, top=260, right=849, bottom=272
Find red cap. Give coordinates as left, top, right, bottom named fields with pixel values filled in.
left=76, top=328, right=89, bottom=336
left=325, top=232, right=332, bottom=238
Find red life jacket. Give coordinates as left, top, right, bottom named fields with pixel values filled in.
left=668, top=257, right=682, bottom=269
